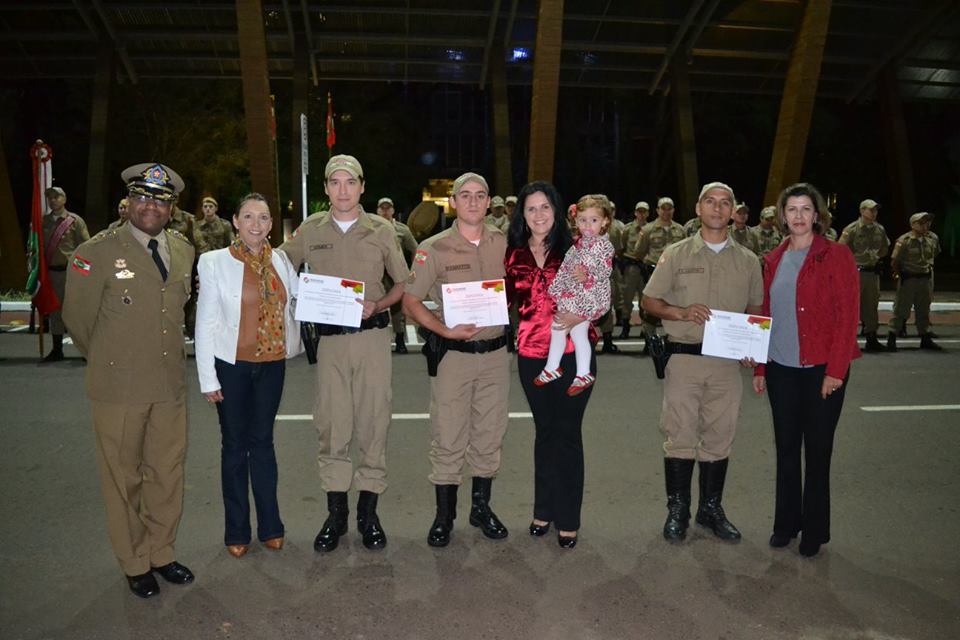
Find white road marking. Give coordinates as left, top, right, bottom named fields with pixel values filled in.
left=860, top=405, right=960, bottom=412
left=277, top=412, right=534, bottom=421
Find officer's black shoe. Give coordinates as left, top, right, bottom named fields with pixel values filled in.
left=394, top=332, right=408, bottom=354
left=920, top=334, right=944, bottom=351
left=663, top=458, right=695, bottom=542
left=126, top=571, right=160, bottom=598
left=314, top=491, right=349, bottom=552
left=886, top=331, right=898, bottom=353
left=357, top=490, right=387, bottom=550
left=863, top=333, right=885, bottom=352
left=428, top=484, right=458, bottom=547
left=641, top=333, right=651, bottom=356
left=152, top=561, right=194, bottom=585
left=601, top=332, right=619, bottom=354
left=618, top=320, right=631, bottom=340
left=468, top=476, right=508, bottom=539
left=695, top=459, right=741, bottom=542
left=42, top=334, right=65, bottom=362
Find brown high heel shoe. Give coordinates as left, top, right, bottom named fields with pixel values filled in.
left=262, top=536, right=284, bottom=550
left=227, top=544, right=249, bottom=558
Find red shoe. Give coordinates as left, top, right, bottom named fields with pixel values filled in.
left=567, top=373, right=595, bottom=396
left=533, top=368, right=563, bottom=386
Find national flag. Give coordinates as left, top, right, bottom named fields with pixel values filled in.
left=26, top=140, right=59, bottom=316
left=326, top=91, right=336, bottom=150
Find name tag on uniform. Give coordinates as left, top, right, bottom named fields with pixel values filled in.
left=309, top=243, right=334, bottom=251
left=445, top=264, right=471, bottom=272
left=677, top=268, right=704, bottom=275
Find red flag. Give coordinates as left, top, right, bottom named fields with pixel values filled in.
left=26, top=141, right=59, bottom=316
left=326, top=91, right=336, bottom=150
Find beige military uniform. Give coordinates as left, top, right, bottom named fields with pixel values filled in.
left=42, top=209, right=90, bottom=333
left=196, top=216, right=234, bottom=252
left=165, top=206, right=208, bottom=253
left=751, top=225, right=783, bottom=258
left=620, top=219, right=646, bottom=323
left=387, top=219, right=418, bottom=335
left=406, top=221, right=510, bottom=484
left=63, top=224, right=195, bottom=576
left=824, top=227, right=838, bottom=241
left=107, top=219, right=125, bottom=231
left=889, top=230, right=940, bottom=335
left=643, top=233, right=763, bottom=461
left=636, top=219, right=686, bottom=336
left=683, top=217, right=701, bottom=237
left=280, top=211, right=408, bottom=494
left=729, top=226, right=758, bottom=254
left=604, top=218, right=625, bottom=329
left=839, top=218, right=890, bottom=335
left=485, top=214, right=510, bottom=234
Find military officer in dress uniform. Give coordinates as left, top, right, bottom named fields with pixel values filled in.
left=730, top=203, right=759, bottom=253
left=887, top=212, right=942, bottom=351
left=486, top=195, right=511, bottom=233
left=41, top=186, right=90, bottom=362
left=752, top=206, right=784, bottom=258
left=63, top=163, right=196, bottom=599
left=196, top=196, right=234, bottom=252
left=839, top=198, right=890, bottom=352
left=642, top=182, right=763, bottom=544
left=107, top=197, right=129, bottom=230
left=376, top=196, right=418, bottom=353
left=402, top=172, right=511, bottom=548
left=280, top=155, right=408, bottom=553
left=635, top=197, right=686, bottom=346
left=618, top=201, right=650, bottom=339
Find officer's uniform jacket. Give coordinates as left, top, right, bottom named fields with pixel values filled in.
left=891, top=231, right=939, bottom=275
left=839, top=218, right=890, bottom=267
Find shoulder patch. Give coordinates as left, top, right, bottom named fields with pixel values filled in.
left=71, top=255, right=92, bottom=275
left=414, top=249, right=429, bottom=265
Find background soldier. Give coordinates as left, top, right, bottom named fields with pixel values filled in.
left=376, top=196, right=418, bottom=353
left=887, top=212, right=942, bottom=351
left=107, top=197, right=128, bottom=230
left=486, top=195, right=511, bottom=233
left=753, top=206, right=783, bottom=258
left=41, top=186, right=89, bottom=361
left=730, top=203, right=759, bottom=253
left=635, top=197, right=686, bottom=348
left=642, top=182, right=763, bottom=544
left=280, top=155, right=408, bottom=553
left=402, top=172, right=511, bottom=548
left=504, top=195, right=517, bottom=220
left=619, top=201, right=650, bottom=339
left=683, top=216, right=701, bottom=237
left=196, top=196, right=234, bottom=252
left=166, top=203, right=207, bottom=338
left=822, top=209, right=838, bottom=240
left=839, top=198, right=890, bottom=352
left=63, top=163, right=196, bottom=599
left=598, top=202, right=625, bottom=353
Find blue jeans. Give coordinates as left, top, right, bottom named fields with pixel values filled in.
left=215, top=358, right=286, bottom=545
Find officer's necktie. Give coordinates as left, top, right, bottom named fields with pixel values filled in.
left=147, top=238, right=168, bottom=281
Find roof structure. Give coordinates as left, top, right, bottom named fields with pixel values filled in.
left=1, top=0, right=958, bottom=102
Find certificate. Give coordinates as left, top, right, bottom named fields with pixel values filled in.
left=294, top=273, right=365, bottom=328
left=441, top=279, right=509, bottom=328
left=701, top=310, right=772, bottom=362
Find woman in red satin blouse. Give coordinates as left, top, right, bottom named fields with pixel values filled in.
left=504, top=181, right=599, bottom=549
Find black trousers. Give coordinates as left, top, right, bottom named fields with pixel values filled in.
left=518, top=352, right=596, bottom=531
left=765, top=361, right=848, bottom=545
left=215, top=358, right=286, bottom=545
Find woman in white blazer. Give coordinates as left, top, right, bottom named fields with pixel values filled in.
left=195, top=192, right=302, bottom=558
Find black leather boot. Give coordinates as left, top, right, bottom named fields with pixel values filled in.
left=663, top=458, right=695, bottom=542
left=920, top=333, right=943, bottom=351
left=357, top=490, right=387, bottom=550
left=601, top=332, right=619, bottom=354
left=618, top=320, right=631, bottom=339
left=394, top=332, right=408, bottom=354
left=886, top=331, right=898, bottom=352
left=863, top=332, right=884, bottom=352
left=42, top=334, right=64, bottom=362
left=468, top=477, right=508, bottom=539
left=428, top=484, right=458, bottom=547
left=695, top=459, right=741, bottom=541
left=313, top=491, right=349, bottom=552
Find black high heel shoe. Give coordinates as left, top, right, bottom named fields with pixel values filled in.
left=557, top=532, right=578, bottom=549
left=529, top=521, right=551, bottom=537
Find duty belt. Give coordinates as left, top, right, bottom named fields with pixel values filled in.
left=857, top=264, right=879, bottom=273
left=665, top=340, right=702, bottom=355
left=446, top=335, right=508, bottom=354
left=621, top=257, right=643, bottom=268
left=315, top=311, right=390, bottom=336
left=900, top=271, right=931, bottom=280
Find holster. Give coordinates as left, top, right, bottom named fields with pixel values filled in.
left=301, top=322, right=320, bottom=365
left=648, top=334, right=670, bottom=379
left=419, top=327, right=448, bottom=377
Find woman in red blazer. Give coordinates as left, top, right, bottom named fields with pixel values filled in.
left=752, top=182, right=861, bottom=558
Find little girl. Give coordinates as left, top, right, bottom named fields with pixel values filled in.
left=535, top=194, right=615, bottom=396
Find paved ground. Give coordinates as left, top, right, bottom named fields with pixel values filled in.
left=1, top=321, right=958, bottom=640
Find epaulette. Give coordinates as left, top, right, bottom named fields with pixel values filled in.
left=88, top=228, right=117, bottom=243
left=167, top=228, right=191, bottom=245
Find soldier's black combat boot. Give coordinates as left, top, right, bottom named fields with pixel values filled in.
left=427, top=484, right=458, bottom=547
left=920, top=333, right=943, bottom=351
left=695, top=459, right=741, bottom=542
left=618, top=320, right=631, bottom=340
left=863, top=332, right=885, bottom=352
left=313, top=491, right=349, bottom=552
left=886, top=331, right=898, bottom=352
left=663, top=458, right=695, bottom=542
left=394, top=332, right=408, bottom=354
left=468, top=477, right=508, bottom=539
left=357, top=490, right=387, bottom=550
left=42, top=334, right=64, bottom=362
left=601, top=332, right=620, bottom=354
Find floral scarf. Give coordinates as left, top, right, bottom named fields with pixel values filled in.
left=229, top=238, right=285, bottom=357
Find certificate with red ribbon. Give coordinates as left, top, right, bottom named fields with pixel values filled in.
left=294, top=273, right=365, bottom=327
left=440, top=279, right=509, bottom=328
left=701, top=310, right=772, bottom=362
